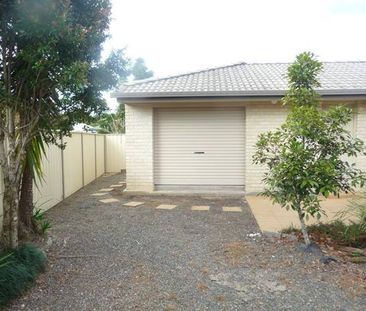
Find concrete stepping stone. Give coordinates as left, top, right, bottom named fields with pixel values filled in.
left=91, top=193, right=108, bottom=196
left=191, top=205, right=210, bottom=211
left=156, top=204, right=176, bottom=210
left=222, top=206, right=242, bottom=212
left=123, top=201, right=144, bottom=207
left=99, top=198, right=120, bottom=204
left=99, top=188, right=114, bottom=192
left=110, top=184, right=122, bottom=187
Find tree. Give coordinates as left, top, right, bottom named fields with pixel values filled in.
left=253, top=52, right=366, bottom=246
left=92, top=56, right=153, bottom=133
left=131, top=57, right=153, bottom=80
left=93, top=103, right=125, bottom=133
left=0, top=0, right=128, bottom=249
left=17, top=47, right=128, bottom=238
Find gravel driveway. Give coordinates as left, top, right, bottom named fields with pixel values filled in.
left=8, top=173, right=366, bottom=311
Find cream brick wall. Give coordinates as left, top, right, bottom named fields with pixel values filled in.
left=356, top=103, right=366, bottom=172
left=245, top=103, right=288, bottom=193
left=245, top=102, right=366, bottom=194
left=125, top=104, right=154, bottom=191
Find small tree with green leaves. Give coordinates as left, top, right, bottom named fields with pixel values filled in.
left=253, top=52, right=366, bottom=246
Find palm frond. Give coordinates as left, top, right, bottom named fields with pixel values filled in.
left=26, top=134, right=48, bottom=188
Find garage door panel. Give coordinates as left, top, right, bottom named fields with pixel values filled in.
left=154, top=107, right=245, bottom=186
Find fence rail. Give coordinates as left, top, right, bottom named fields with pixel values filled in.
left=0, top=133, right=125, bottom=224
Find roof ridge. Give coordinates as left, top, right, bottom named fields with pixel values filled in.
left=125, top=61, right=248, bottom=86
left=245, top=60, right=366, bottom=65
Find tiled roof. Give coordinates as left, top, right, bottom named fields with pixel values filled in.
left=112, top=61, right=366, bottom=99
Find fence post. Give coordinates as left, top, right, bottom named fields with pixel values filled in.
left=81, top=133, right=85, bottom=186
left=61, top=136, right=65, bottom=200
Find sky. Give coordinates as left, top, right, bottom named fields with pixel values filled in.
left=104, top=0, right=366, bottom=109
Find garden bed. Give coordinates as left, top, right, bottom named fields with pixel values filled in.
left=283, top=220, right=366, bottom=263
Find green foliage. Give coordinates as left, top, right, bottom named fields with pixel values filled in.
left=26, top=135, right=47, bottom=188
left=253, top=52, right=366, bottom=244
left=254, top=105, right=365, bottom=218
left=283, top=52, right=323, bottom=107
left=33, top=209, right=52, bottom=235
left=0, top=0, right=128, bottom=145
left=131, top=57, right=153, bottom=80
left=93, top=103, right=125, bottom=133
left=0, top=244, right=47, bottom=307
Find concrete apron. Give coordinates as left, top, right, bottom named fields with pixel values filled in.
left=246, top=194, right=358, bottom=233
left=123, top=189, right=245, bottom=198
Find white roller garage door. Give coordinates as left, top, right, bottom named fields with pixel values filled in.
left=154, top=107, right=245, bottom=188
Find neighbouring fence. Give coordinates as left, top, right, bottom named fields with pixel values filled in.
left=0, top=133, right=125, bottom=225
left=105, top=134, right=126, bottom=173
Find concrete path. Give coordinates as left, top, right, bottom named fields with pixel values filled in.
left=246, top=195, right=357, bottom=232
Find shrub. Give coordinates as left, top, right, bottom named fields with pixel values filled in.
left=33, top=208, right=52, bottom=235
left=0, top=244, right=47, bottom=307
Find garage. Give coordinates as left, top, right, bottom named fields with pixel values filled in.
left=153, top=107, right=246, bottom=190
left=112, top=61, right=366, bottom=193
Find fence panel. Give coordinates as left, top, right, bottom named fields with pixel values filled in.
left=96, top=135, right=105, bottom=177
left=63, top=134, right=83, bottom=197
left=106, top=134, right=126, bottom=172
left=33, top=144, right=63, bottom=211
left=82, top=134, right=96, bottom=185
left=0, top=132, right=124, bottom=228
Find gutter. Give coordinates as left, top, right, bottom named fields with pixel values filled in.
left=111, top=89, right=366, bottom=100
left=112, top=94, right=366, bottom=104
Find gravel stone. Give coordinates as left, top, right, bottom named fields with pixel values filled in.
left=7, top=173, right=366, bottom=311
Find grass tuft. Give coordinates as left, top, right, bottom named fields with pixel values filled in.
left=0, top=244, right=47, bottom=307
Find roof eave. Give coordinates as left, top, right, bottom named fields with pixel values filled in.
left=111, top=90, right=286, bottom=98
left=111, top=89, right=366, bottom=100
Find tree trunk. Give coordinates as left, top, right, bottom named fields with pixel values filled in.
left=297, top=209, right=311, bottom=246
left=18, top=161, right=37, bottom=238
left=2, top=180, right=19, bottom=249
